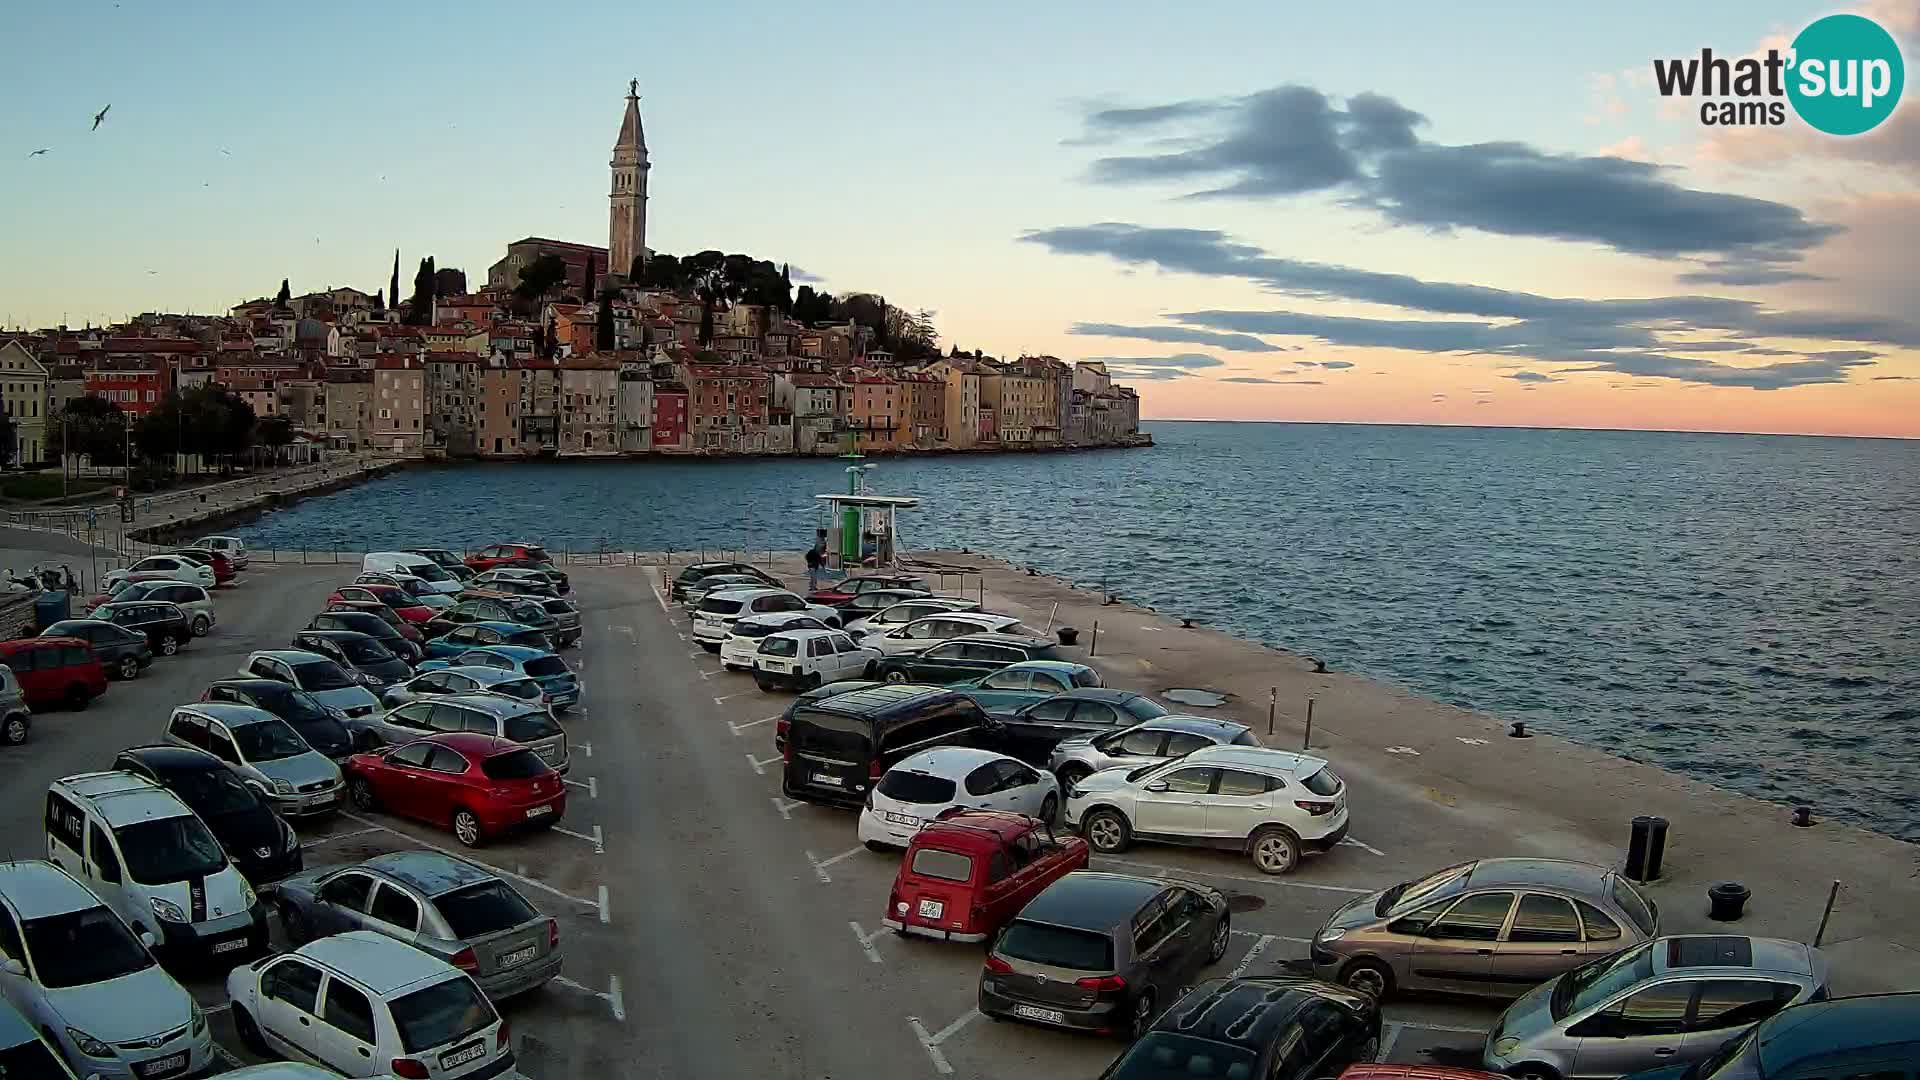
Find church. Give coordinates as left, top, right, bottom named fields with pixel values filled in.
left=485, top=82, right=651, bottom=294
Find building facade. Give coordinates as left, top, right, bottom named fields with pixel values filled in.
left=0, top=340, right=49, bottom=464
left=371, top=356, right=425, bottom=455
left=559, top=355, right=620, bottom=455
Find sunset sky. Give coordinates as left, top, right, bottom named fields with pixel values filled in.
left=1, top=1, right=1915, bottom=437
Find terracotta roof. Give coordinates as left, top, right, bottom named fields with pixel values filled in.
left=560, top=355, right=619, bottom=370
left=424, top=351, right=479, bottom=365
left=686, top=365, right=767, bottom=380
left=374, top=356, right=419, bottom=370
left=787, top=373, right=841, bottom=388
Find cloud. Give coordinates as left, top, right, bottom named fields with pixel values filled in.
left=1872, top=374, right=1917, bottom=381
left=1676, top=263, right=1826, bottom=286
left=1318, top=360, right=1355, bottom=369
left=1430, top=393, right=1449, bottom=402
left=1073, top=85, right=1837, bottom=270
left=1475, top=398, right=1495, bottom=405
left=1081, top=352, right=1225, bottom=369
left=1067, top=320, right=1283, bottom=352
left=1218, top=376, right=1324, bottom=385
left=1506, top=370, right=1558, bottom=383
left=786, top=265, right=825, bottom=283
left=1104, top=367, right=1196, bottom=381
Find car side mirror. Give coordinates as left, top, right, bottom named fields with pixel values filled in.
left=138, top=931, right=157, bottom=949
left=1145, top=780, right=1169, bottom=792
left=2, top=958, right=24, bottom=976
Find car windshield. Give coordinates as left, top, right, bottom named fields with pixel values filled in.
left=434, top=881, right=539, bottom=939
left=0, top=1032, right=69, bottom=1080
left=908, top=847, right=975, bottom=883
left=504, top=710, right=561, bottom=740
left=169, top=767, right=261, bottom=815
left=233, top=717, right=311, bottom=762
left=492, top=678, right=543, bottom=701
left=292, top=660, right=354, bottom=690
left=113, top=816, right=227, bottom=884
left=480, top=748, right=549, bottom=780
left=1123, top=697, right=1169, bottom=720
left=21, top=906, right=156, bottom=989
left=508, top=632, right=551, bottom=649
left=407, top=563, right=453, bottom=582
left=1072, top=667, right=1103, bottom=688
left=1611, top=877, right=1657, bottom=935
left=1553, top=941, right=1655, bottom=1019
left=279, top=688, right=337, bottom=723
left=879, top=771, right=958, bottom=804
left=1380, top=862, right=1472, bottom=917
left=1106, top=1033, right=1260, bottom=1080
left=997, top=920, right=1113, bottom=971
left=340, top=637, right=397, bottom=663
left=790, top=708, right=871, bottom=759
left=994, top=621, right=1035, bottom=636
left=759, top=637, right=799, bottom=657
left=390, top=976, right=497, bottom=1053
left=734, top=621, right=785, bottom=639
left=524, top=657, right=568, bottom=678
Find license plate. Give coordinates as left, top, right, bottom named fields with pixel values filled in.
left=763, top=662, right=787, bottom=672
left=500, top=945, right=538, bottom=969
left=211, top=937, right=249, bottom=954
left=303, top=793, right=335, bottom=809
left=138, top=1054, right=187, bottom=1077
left=811, top=772, right=844, bottom=787
left=526, top=804, right=554, bottom=818
left=1011, top=1005, right=1066, bottom=1025
left=886, top=812, right=920, bottom=827
left=440, top=1042, right=487, bottom=1070
left=917, top=898, right=944, bottom=919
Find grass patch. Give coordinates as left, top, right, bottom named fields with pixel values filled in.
left=0, top=473, right=120, bottom=503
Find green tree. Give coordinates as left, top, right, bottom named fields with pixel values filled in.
left=257, top=416, right=293, bottom=458
left=405, top=256, right=437, bottom=324
left=50, top=396, right=127, bottom=466
left=639, top=253, right=681, bottom=289
left=389, top=249, right=401, bottom=312
left=0, top=411, right=15, bottom=467
left=595, top=297, right=614, bottom=351
left=514, top=255, right=569, bottom=302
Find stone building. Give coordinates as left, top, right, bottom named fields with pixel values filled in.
left=559, top=354, right=620, bottom=455
left=371, top=356, right=426, bottom=455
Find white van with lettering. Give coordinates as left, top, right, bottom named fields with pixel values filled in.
left=44, top=773, right=268, bottom=966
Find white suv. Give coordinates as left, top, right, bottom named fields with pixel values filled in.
left=690, top=588, right=839, bottom=651
left=1063, top=745, right=1349, bottom=875
left=0, top=860, right=213, bottom=1080
left=719, top=612, right=834, bottom=671
left=862, top=612, right=1038, bottom=657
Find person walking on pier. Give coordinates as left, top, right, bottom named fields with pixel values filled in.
left=805, top=534, right=825, bottom=591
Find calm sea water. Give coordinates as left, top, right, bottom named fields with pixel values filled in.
left=240, top=423, right=1920, bottom=841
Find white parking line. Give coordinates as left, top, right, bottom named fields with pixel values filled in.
left=598, top=885, right=609, bottom=924
left=1230, top=934, right=1278, bottom=978
left=551, top=974, right=627, bottom=1023
left=906, top=1009, right=982, bottom=1075
left=729, top=714, right=781, bottom=735
left=550, top=823, right=605, bottom=853
left=650, top=585, right=669, bottom=614
left=563, top=776, right=598, bottom=798
left=687, top=650, right=705, bottom=659
left=1340, top=837, right=1387, bottom=856
left=771, top=796, right=803, bottom=820
left=1378, top=1021, right=1401, bottom=1063
left=339, top=811, right=601, bottom=911
left=676, top=632, right=687, bottom=642
left=698, top=668, right=718, bottom=680
left=848, top=921, right=886, bottom=964
left=578, top=741, right=592, bottom=757
left=712, top=689, right=756, bottom=704
left=744, top=752, right=784, bottom=775
left=1095, top=855, right=1372, bottom=895
left=806, top=845, right=866, bottom=883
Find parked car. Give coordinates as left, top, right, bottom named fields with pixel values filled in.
left=874, top=634, right=1072, bottom=685
left=467, top=569, right=559, bottom=599
left=380, top=667, right=549, bottom=710
left=102, top=554, right=214, bottom=590
left=860, top=748, right=1059, bottom=849
left=345, top=733, right=566, bottom=847
left=192, top=534, right=249, bottom=569
left=90, top=600, right=194, bottom=655
left=1309, top=858, right=1661, bottom=999
left=240, top=650, right=383, bottom=718
left=0, top=638, right=106, bottom=710
left=111, top=745, right=304, bottom=882
left=0, top=667, right=29, bottom=746
left=308, top=610, right=424, bottom=665
left=883, top=810, right=1089, bottom=943
left=166, top=548, right=234, bottom=586
left=1340, top=1067, right=1505, bottom=1080
left=423, top=598, right=560, bottom=641
left=423, top=622, right=551, bottom=659
left=978, top=871, right=1232, bottom=1039
left=202, top=678, right=359, bottom=761
left=362, top=552, right=463, bottom=595
left=325, top=601, right=426, bottom=653
left=773, top=679, right=881, bottom=755
left=680, top=574, right=775, bottom=609
left=0, top=999, right=79, bottom=1080
left=807, top=573, right=930, bottom=607
left=360, top=695, right=568, bottom=775
left=41, top=618, right=152, bottom=680
left=163, top=703, right=345, bottom=818
left=1100, top=978, right=1383, bottom=1080
left=533, top=597, right=582, bottom=648
left=418, top=646, right=579, bottom=710
left=226, top=930, right=515, bottom=1078
left=996, top=688, right=1171, bottom=757
left=266, top=851, right=562, bottom=1001
left=862, top=612, right=1043, bottom=659
left=670, top=561, right=781, bottom=601
left=291, top=630, right=412, bottom=688
left=782, top=685, right=1001, bottom=808
left=0, top=860, right=215, bottom=1080
left=751, top=628, right=882, bottom=691
left=949, top=660, right=1108, bottom=714
left=356, top=573, right=455, bottom=611
left=1484, top=936, right=1828, bottom=1080
left=90, top=581, right=216, bottom=637
left=720, top=612, right=834, bottom=670
left=1051, top=715, right=1258, bottom=786
left=1066, top=745, right=1350, bottom=875
left=402, top=548, right=471, bottom=575
left=326, top=585, right=433, bottom=625
left=488, top=559, right=568, bottom=593
left=692, top=588, right=841, bottom=650
left=1616, top=993, right=1920, bottom=1080
left=464, top=542, right=554, bottom=571
left=843, top=595, right=978, bottom=637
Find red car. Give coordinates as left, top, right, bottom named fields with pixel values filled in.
left=806, top=573, right=930, bottom=607
left=0, top=637, right=108, bottom=710
left=883, top=810, right=1089, bottom=943
left=344, top=732, right=567, bottom=847
left=171, top=548, right=236, bottom=584
left=326, top=583, right=434, bottom=624
left=1338, top=1068, right=1506, bottom=1080
left=465, top=542, right=553, bottom=572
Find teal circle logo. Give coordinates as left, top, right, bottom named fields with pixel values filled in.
left=1787, top=14, right=1905, bottom=135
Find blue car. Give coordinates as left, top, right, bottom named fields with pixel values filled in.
left=421, top=620, right=552, bottom=659
left=419, top=644, right=581, bottom=709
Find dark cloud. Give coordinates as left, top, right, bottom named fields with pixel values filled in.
left=1506, top=371, right=1558, bottom=383
left=1082, top=99, right=1233, bottom=134
left=1676, top=263, right=1825, bottom=286
left=1067, top=321, right=1283, bottom=352
left=1218, top=376, right=1324, bottom=385
left=1319, top=360, right=1355, bottom=369
left=1872, top=375, right=1917, bottom=381
left=1082, top=353, right=1225, bottom=370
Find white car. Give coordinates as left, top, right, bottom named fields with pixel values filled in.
left=363, top=553, right=462, bottom=595
left=691, top=588, right=840, bottom=651
left=102, top=555, right=213, bottom=590
left=356, top=573, right=455, bottom=611
left=862, top=612, right=1039, bottom=657
left=751, top=628, right=880, bottom=691
left=857, top=748, right=1060, bottom=849
left=94, top=581, right=217, bottom=636
left=227, top=930, right=515, bottom=1080
left=842, top=597, right=982, bottom=638
left=719, top=612, right=835, bottom=671
left=1064, top=745, right=1349, bottom=875
left=0, top=860, right=214, bottom=1080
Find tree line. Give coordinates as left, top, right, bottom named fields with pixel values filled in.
left=45, top=386, right=290, bottom=480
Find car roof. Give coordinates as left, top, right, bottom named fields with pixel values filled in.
left=890, top=746, right=1010, bottom=778
left=1338, top=1066, right=1506, bottom=1080
left=209, top=677, right=294, bottom=695
left=735, top=612, right=820, bottom=627
left=800, top=684, right=956, bottom=716
left=433, top=666, right=533, bottom=685
left=418, top=731, right=525, bottom=756
left=1159, top=978, right=1372, bottom=1048
left=1017, top=872, right=1165, bottom=931
left=298, top=629, right=379, bottom=643
left=96, top=600, right=185, bottom=614
left=1180, top=745, right=1329, bottom=776
left=1462, top=858, right=1614, bottom=891
left=996, top=659, right=1091, bottom=675
left=178, top=702, right=283, bottom=728
left=295, top=931, right=461, bottom=995
left=1758, top=993, right=1920, bottom=1072
left=51, top=771, right=193, bottom=826
left=0, top=860, right=105, bottom=919
left=117, top=743, right=226, bottom=773
left=45, top=618, right=125, bottom=633
left=461, top=644, right=551, bottom=661
left=454, top=621, right=537, bottom=633
left=704, top=586, right=786, bottom=599
left=1653, top=936, right=1815, bottom=977
left=359, top=851, right=498, bottom=898
left=434, top=694, right=543, bottom=717
left=914, top=611, right=1016, bottom=626
left=4, top=635, right=86, bottom=649
left=1051, top=687, right=1141, bottom=704
left=769, top=628, right=840, bottom=642
left=942, top=633, right=1052, bottom=649
left=250, top=649, right=331, bottom=664
left=1139, top=714, right=1252, bottom=736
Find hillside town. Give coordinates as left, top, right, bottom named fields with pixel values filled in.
left=0, top=83, right=1144, bottom=468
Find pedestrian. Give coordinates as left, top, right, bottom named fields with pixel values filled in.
left=805, top=538, right=824, bottom=591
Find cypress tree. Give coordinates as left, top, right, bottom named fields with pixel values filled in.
left=390, top=250, right=400, bottom=313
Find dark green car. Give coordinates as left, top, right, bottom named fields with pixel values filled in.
left=951, top=660, right=1103, bottom=718
left=873, top=635, right=1070, bottom=685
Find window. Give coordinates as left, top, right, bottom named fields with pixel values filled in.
left=368, top=884, right=421, bottom=931
left=391, top=703, right=434, bottom=731
left=1113, top=729, right=1167, bottom=756
left=963, top=764, right=1000, bottom=797
left=88, top=823, right=121, bottom=883
left=321, top=980, right=378, bottom=1045
left=1575, top=982, right=1692, bottom=1038
left=1158, top=767, right=1216, bottom=794
left=0, top=909, right=23, bottom=963
left=45, top=791, right=84, bottom=849
left=1071, top=702, right=1122, bottom=728
left=168, top=711, right=208, bottom=749
left=1690, top=981, right=1797, bottom=1031
left=1428, top=893, right=1515, bottom=941
left=427, top=704, right=469, bottom=733
left=1510, top=894, right=1583, bottom=943
left=429, top=745, right=473, bottom=772
left=206, top=726, right=240, bottom=764
left=262, top=959, right=324, bottom=1014
left=1215, top=770, right=1272, bottom=797
left=389, top=742, right=435, bottom=768
left=1576, top=899, right=1622, bottom=941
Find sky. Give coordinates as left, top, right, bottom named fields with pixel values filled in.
left=2, top=0, right=1916, bottom=437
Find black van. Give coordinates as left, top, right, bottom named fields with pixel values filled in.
left=782, top=685, right=1001, bottom=808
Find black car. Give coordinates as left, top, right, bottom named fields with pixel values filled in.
left=91, top=600, right=193, bottom=655
left=671, top=560, right=783, bottom=600
left=41, top=618, right=153, bottom=679
left=111, top=744, right=303, bottom=882
left=979, top=872, right=1232, bottom=1039
left=290, top=630, right=412, bottom=687
left=424, top=597, right=559, bottom=639
left=495, top=558, right=570, bottom=594
left=202, top=677, right=359, bottom=761
left=775, top=678, right=882, bottom=754
left=781, top=685, right=1004, bottom=808
left=1097, top=978, right=1382, bottom=1079
left=875, top=635, right=1071, bottom=685
left=999, top=688, right=1171, bottom=758
left=307, top=609, right=423, bottom=664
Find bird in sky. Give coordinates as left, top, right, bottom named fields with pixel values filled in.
left=92, top=104, right=110, bottom=130
left=219, top=148, right=231, bottom=156
left=27, top=148, right=51, bottom=157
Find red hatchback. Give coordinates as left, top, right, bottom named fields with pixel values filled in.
left=806, top=573, right=930, bottom=607
left=172, top=548, right=236, bottom=584
left=466, top=542, right=552, bottom=571
left=884, top=811, right=1089, bottom=943
left=0, top=637, right=108, bottom=710
left=344, top=732, right=567, bottom=847
left=326, top=583, right=434, bottom=624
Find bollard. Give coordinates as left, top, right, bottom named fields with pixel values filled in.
left=1625, top=816, right=1668, bottom=882
left=1509, top=721, right=1531, bottom=738
left=1645, top=816, right=1669, bottom=879
left=1813, top=879, right=1841, bottom=945
left=1180, top=617, right=1195, bottom=628
left=1055, top=627, right=1078, bottom=647
left=1708, top=882, right=1751, bottom=922
left=1792, top=806, right=1814, bottom=828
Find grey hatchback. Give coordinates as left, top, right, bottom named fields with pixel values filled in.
left=1310, top=858, right=1659, bottom=1000
left=978, top=871, right=1232, bottom=1040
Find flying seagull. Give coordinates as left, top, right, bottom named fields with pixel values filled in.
left=92, top=104, right=110, bottom=130
left=27, top=148, right=51, bottom=157
left=219, top=148, right=231, bottom=156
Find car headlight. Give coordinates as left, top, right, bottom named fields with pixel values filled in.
left=242, top=882, right=258, bottom=909
left=1317, top=927, right=1347, bottom=943
left=190, top=1000, right=207, bottom=1037
left=1492, top=1038, right=1521, bottom=1058
left=151, top=897, right=186, bottom=923
left=272, top=778, right=294, bottom=795
left=66, top=1028, right=114, bottom=1059
left=282, top=820, right=301, bottom=852
left=325, top=705, right=348, bottom=719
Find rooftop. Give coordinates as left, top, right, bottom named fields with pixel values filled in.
left=297, top=931, right=462, bottom=995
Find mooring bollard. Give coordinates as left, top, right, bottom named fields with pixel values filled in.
left=1708, top=882, right=1751, bottom=922
left=1792, top=806, right=1814, bottom=827
left=1509, top=721, right=1531, bottom=738
left=1625, top=815, right=1669, bottom=882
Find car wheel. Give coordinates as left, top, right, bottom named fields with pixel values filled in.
left=882, top=668, right=909, bottom=684
left=191, top=615, right=211, bottom=637
left=1056, top=764, right=1092, bottom=788
left=1356, top=1035, right=1381, bottom=1063
left=278, top=900, right=310, bottom=945
left=1339, top=958, right=1395, bottom=999
left=1249, top=825, right=1301, bottom=875
left=232, top=1005, right=273, bottom=1058
left=803, top=671, right=822, bottom=691
left=1039, top=793, right=1058, bottom=823
left=754, top=676, right=775, bottom=692
left=863, top=840, right=889, bottom=853
left=1126, top=989, right=1157, bottom=1041
left=159, top=636, right=179, bottom=656
left=1083, top=809, right=1131, bottom=854
left=1, top=714, right=27, bottom=746
left=348, top=777, right=378, bottom=811
left=453, top=808, right=483, bottom=847
left=64, top=684, right=89, bottom=711
left=1207, top=911, right=1232, bottom=964
left=118, top=655, right=140, bottom=679
left=1508, top=1065, right=1560, bottom=1080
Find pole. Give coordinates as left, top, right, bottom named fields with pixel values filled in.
left=1044, top=601, right=1059, bottom=633
left=1813, top=880, right=1841, bottom=946
left=1267, top=687, right=1276, bottom=737
left=1089, top=620, right=1099, bottom=657
left=1303, top=697, right=1315, bottom=750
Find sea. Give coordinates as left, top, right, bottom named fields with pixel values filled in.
left=237, top=422, right=1920, bottom=842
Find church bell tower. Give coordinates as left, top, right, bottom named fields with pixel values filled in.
left=609, top=79, right=649, bottom=284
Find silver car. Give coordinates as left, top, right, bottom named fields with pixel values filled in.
left=535, top=596, right=583, bottom=648
left=380, top=666, right=548, bottom=709
left=163, top=703, right=344, bottom=817
left=1484, top=936, right=1828, bottom=1080
left=0, top=666, right=29, bottom=746
left=265, top=850, right=562, bottom=1001
left=1049, top=715, right=1256, bottom=786
left=240, top=650, right=383, bottom=718
left=360, top=694, right=569, bottom=775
